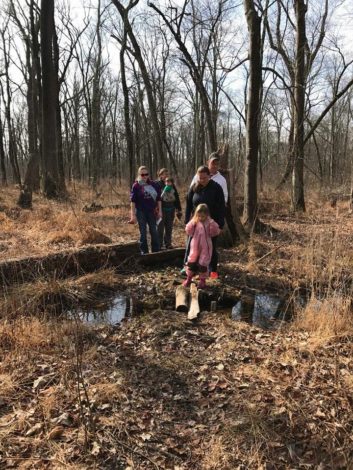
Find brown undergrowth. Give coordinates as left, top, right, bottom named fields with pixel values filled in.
left=0, top=183, right=138, bottom=260
left=1, top=309, right=352, bottom=468
left=1, top=184, right=353, bottom=468
left=0, top=269, right=125, bottom=318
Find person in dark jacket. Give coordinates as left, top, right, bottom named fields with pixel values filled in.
left=184, top=165, right=225, bottom=278
left=129, top=166, right=161, bottom=254
left=156, top=168, right=182, bottom=249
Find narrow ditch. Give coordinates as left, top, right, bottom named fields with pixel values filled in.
left=64, top=284, right=307, bottom=330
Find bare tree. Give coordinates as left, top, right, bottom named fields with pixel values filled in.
left=291, top=0, right=307, bottom=211
left=0, top=18, right=21, bottom=185
left=0, top=103, right=7, bottom=185
left=242, top=0, right=262, bottom=229
left=112, top=0, right=167, bottom=170
left=148, top=0, right=225, bottom=153
left=40, top=0, right=59, bottom=197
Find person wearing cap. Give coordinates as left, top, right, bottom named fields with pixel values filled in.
left=184, top=165, right=225, bottom=279
left=190, top=153, right=228, bottom=204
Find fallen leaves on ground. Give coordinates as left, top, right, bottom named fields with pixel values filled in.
left=1, top=309, right=352, bottom=469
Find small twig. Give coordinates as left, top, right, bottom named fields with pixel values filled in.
left=72, top=313, right=95, bottom=448
left=106, top=430, right=160, bottom=469
left=253, top=243, right=286, bottom=265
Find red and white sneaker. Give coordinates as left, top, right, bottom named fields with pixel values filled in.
left=209, top=272, right=219, bottom=280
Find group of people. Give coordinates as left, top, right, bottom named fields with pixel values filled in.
left=129, top=154, right=228, bottom=289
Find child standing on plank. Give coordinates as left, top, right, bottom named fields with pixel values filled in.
left=183, top=204, right=220, bottom=289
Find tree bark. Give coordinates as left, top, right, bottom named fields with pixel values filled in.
left=90, top=0, right=103, bottom=190
left=1, top=29, right=21, bottom=185
left=40, top=0, right=59, bottom=197
left=53, top=27, right=66, bottom=193
left=243, top=0, right=262, bottom=229
left=24, top=0, right=41, bottom=190
left=120, top=25, right=134, bottom=186
left=0, top=112, right=7, bottom=185
left=292, top=0, right=306, bottom=212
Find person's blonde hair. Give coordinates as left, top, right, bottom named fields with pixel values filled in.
left=158, top=168, right=168, bottom=177
left=192, top=203, right=209, bottom=222
left=137, top=166, right=148, bottom=178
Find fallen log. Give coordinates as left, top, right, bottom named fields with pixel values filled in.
left=175, top=285, right=189, bottom=312
left=138, top=248, right=185, bottom=266
left=188, top=284, right=200, bottom=320
left=0, top=242, right=139, bottom=287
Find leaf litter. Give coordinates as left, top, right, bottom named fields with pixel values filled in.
left=2, top=200, right=353, bottom=468
left=1, top=303, right=353, bottom=469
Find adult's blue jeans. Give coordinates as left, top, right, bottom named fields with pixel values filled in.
left=136, top=209, right=160, bottom=254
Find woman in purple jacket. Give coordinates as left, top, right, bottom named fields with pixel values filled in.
left=129, top=166, right=161, bottom=254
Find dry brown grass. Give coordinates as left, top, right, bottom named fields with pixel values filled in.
left=0, top=181, right=189, bottom=262
left=292, top=294, right=353, bottom=346
left=200, top=435, right=231, bottom=470
left=39, top=386, right=63, bottom=420
left=88, top=382, right=123, bottom=405
left=0, top=317, right=55, bottom=351
left=1, top=184, right=353, bottom=468
left=0, top=269, right=123, bottom=318
left=0, top=373, right=15, bottom=396
left=285, top=206, right=353, bottom=347
left=0, top=182, right=137, bottom=260
left=0, top=315, right=95, bottom=355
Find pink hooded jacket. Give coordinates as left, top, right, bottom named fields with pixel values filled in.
left=185, top=217, right=221, bottom=268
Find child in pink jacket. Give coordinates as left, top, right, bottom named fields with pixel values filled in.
left=183, top=204, right=221, bottom=289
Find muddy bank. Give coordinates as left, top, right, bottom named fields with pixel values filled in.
left=0, top=243, right=187, bottom=288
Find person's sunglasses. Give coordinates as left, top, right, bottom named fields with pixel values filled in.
left=141, top=173, right=149, bottom=176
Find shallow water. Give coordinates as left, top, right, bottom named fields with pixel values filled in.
left=72, top=295, right=127, bottom=325
left=232, top=292, right=285, bottom=328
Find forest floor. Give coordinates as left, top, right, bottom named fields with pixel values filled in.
left=1, top=183, right=353, bottom=469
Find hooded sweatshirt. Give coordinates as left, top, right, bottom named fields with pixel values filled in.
left=185, top=217, right=221, bottom=267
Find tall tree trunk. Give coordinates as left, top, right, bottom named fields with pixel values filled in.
left=1, top=32, right=21, bottom=185
left=40, top=0, right=59, bottom=197
left=0, top=112, right=7, bottom=185
left=192, top=92, right=199, bottom=171
left=120, top=25, right=134, bottom=186
left=24, top=0, right=41, bottom=190
left=53, top=27, right=66, bottom=193
left=329, top=104, right=336, bottom=184
left=71, top=81, right=81, bottom=180
left=276, top=98, right=295, bottom=189
left=292, top=0, right=306, bottom=212
left=24, top=66, right=40, bottom=189
left=243, top=0, right=262, bottom=230
left=91, top=0, right=102, bottom=190
left=23, top=24, right=40, bottom=191
left=110, top=87, right=119, bottom=182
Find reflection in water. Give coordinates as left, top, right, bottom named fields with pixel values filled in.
left=73, top=295, right=127, bottom=325
left=232, top=293, right=283, bottom=328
